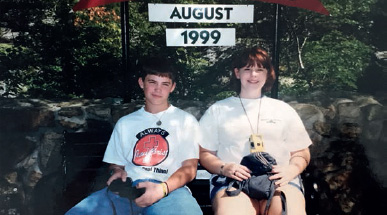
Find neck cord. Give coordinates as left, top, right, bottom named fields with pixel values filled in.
left=106, top=188, right=134, bottom=215
left=146, top=105, right=169, bottom=126
left=154, top=109, right=167, bottom=126
left=238, top=95, right=263, bottom=134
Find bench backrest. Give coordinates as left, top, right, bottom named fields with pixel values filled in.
left=61, top=130, right=213, bottom=214
left=61, top=130, right=112, bottom=211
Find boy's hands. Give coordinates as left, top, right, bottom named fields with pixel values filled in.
left=107, top=165, right=127, bottom=185
left=108, top=179, right=146, bottom=200
left=134, top=181, right=164, bottom=207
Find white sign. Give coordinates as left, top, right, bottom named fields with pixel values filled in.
left=149, top=4, right=254, bottom=23
left=166, top=28, right=235, bottom=47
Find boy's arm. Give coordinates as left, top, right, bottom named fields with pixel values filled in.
left=164, top=158, right=198, bottom=193
left=134, top=158, right=198, bottom=207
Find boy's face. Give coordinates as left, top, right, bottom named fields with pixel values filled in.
left=138, top=74, right=176, bottom=107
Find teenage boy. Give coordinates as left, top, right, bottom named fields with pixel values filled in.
left=65, top=57, right=203, bottom=215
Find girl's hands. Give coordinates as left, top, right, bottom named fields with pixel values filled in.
left=222, top=162, right=251, bottom=181
left=269, top=164, right=299, bottom=187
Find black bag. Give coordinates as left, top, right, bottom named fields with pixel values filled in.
left=225, top=152, right=277, bottom=200
left=226, top=174, right=275, bottom=200
left=213, top=152, right=286, bottom=215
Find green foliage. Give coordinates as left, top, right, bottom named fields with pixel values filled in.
left=0, top=0, right=123, bottom=98
left=278, top=0, right=377, bottom=96
left=0, top=45, right=38, bottom=97
left=285, top=31, right=372, bottom=92
left=0, top=0, right=384, bottom=99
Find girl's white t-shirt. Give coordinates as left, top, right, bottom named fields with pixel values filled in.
left=200, top=96, right=312, bottom=182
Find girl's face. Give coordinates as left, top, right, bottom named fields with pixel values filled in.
left=234, top=64, right=268, bottom=93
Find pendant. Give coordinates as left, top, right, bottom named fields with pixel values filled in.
left=249, top=134, right=264, bottom=153
left=156, top=120, right=162, bottom=126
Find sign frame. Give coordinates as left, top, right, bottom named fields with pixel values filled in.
left=149, top=4, right=254, bottom=23
left=166, top=28, right=236, bottom=47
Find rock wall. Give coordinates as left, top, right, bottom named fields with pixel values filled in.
left=0, top=92, right=386, bottom=215
left=283, top=91, right=387, bottom=214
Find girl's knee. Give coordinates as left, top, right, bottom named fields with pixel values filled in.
left=213, top=191, right=258, bottom=215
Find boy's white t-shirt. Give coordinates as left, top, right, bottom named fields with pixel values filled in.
left=200, top=96, right=312, bottom=168
left=103, top=105, right=200, bottom=182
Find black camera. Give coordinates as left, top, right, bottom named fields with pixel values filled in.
left=108, top=178, right=146, bottom=200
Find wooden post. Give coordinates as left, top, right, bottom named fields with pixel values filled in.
left=120, top=1, right=130, bottom=100
left=271, top=4, right=281, bottom=99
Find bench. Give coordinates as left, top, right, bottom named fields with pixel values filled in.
left=61, top=130, right=113, bottom=213
left=61, top=130, right=214, bottom=215
left=61, top=130, right=322, bottom=215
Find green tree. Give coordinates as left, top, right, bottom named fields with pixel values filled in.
left=279, top=0, right=376, bottom=95
left=0, top=0, right=123, bottom=98
left=0, top=0, right=383, bottom=99
left=358, top=0, right=387, bottom=93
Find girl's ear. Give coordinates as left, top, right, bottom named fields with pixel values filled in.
left=234, top=68, right=241, bottom=79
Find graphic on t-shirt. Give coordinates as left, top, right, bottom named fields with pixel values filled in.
left=133, top=128, right=169, bottom=166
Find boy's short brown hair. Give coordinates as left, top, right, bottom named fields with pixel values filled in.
left=141, top=57, right=176, bottom=83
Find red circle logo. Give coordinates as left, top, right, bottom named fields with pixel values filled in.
left=133, top=134, right=169, bottom=166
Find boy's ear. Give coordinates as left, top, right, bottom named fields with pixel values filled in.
left=170, top=82, right=176, bottom=93
left=138, top=77, right=144, bottom=89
